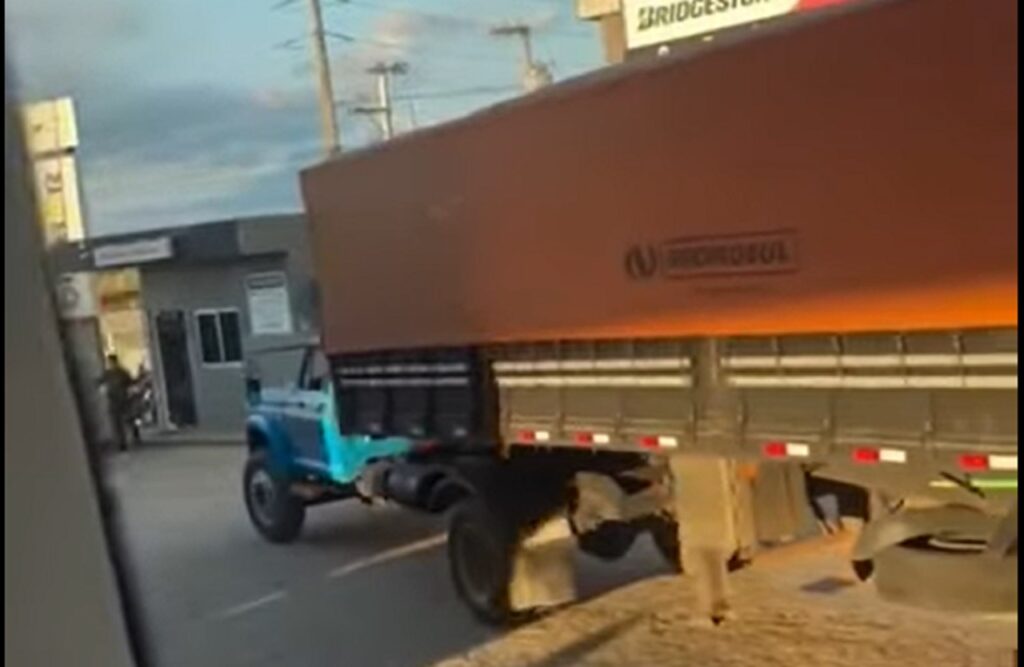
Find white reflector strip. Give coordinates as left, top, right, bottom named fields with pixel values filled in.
left=493, top=358, right=690, bottom=372
left=337, top=377, right=469, bottom=387
left=338, top=363, right=469, bottom=376
left=786, top=443, right=811, bottom=457
left=497, top=375, right=690, bottom=388
left=989, top=455, right=1018, bottom=471
left=879, top=448, right=907, bottom=464
left=727, top=375, right=1017, bottom=390
left=723, top=352, right=1017, bottom=370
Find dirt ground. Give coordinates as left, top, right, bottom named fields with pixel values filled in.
left=433, top=534, right=1017, bottom=667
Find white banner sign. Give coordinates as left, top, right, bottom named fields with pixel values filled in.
left=94, top=237, right=173, bottom=268
left=623, top=0, right=800, bottom=49
left=246, top=272, right=293, bottom=336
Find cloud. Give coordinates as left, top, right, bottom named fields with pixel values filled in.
left=85, top=146, right=309, bottom=233
left=5, top=0, right=601, bottom=236
left=6, top=0, right=321, bottom=235
left=331, top=9, right=479, bottom=97
left=7, top=0, right=147, bottom=99
left=72, top=84, right=322, bottom=233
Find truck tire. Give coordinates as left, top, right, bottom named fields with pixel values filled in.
left=872, top=539, right=1017, bottom=613
left=576, top=521, right=638, bottom=561
left=243, top=453, right=306, bottom=544
left=447, top=498, right=522, bottom=626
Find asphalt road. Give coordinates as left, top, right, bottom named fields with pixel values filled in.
left=107, top=445, right=673, bottom=667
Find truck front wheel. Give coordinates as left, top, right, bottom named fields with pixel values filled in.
left=243, top=453, right=306, bottom=544
left=448, top=498, right=520, bottom=625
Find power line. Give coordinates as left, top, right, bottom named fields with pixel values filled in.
left=337, top=83, right=519, bottom=108
left=392, top=84, right=520, bottom=101
left=327, top=32, right=513, bottom=66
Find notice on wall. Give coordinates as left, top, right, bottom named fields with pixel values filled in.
left=246, top=272, right=293, bottom=336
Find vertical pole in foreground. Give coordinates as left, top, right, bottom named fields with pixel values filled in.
left=376, top=70, right=394, bottom=141
left=305, top=0, right=340, bottom=156
left=668, top=338, right=759, bottom=624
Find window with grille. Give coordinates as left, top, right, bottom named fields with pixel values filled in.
left=196, top=309, right=242, bottom=365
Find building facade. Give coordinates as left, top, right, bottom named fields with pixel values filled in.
left=52, top=214, right=318, bottom=436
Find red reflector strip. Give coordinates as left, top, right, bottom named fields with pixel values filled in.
left=763, top=441, right=810, bottom=458
left=958, top=454, right=990, bottom=472
left=638, top=435, right=678, bottom=450
left=574, top=432, right=610, bottom=445
left=517, top=430, right=550, bottom=443
left=639, top=436, right=660, bottom=449
left=852, top=447, right=880, bottom=464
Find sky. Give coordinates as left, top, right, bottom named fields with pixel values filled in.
left=6, top=0, right=603, bottom=236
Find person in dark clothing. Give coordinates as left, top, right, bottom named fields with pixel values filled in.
left=98, top=354, right=137, bottom=451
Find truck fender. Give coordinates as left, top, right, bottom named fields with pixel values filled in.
left=851, top=505, right=1001, bottom=562
left=245, top=414, right=292, bottom=472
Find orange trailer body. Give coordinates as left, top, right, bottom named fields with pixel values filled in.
left=301, top=0, right=1016, bottom=356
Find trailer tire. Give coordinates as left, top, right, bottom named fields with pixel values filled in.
left=872, top=539, right=1017, bottom=613
left=243, top=453, right=306, bottom=544
left=448, top=498, right=522, bottom=626
left=576, top=521, right=638, bottom=561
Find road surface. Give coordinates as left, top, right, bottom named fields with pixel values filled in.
left=107, top=444, right=1015, bottom=667
left=106, top=444, right=672, bottom=667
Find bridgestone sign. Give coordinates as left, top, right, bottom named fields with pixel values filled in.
left=623, top=0, right=799, bottom=49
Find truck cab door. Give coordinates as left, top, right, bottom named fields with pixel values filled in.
left=284, top=347, right=333, bottom=475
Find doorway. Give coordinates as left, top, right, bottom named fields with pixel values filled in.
left=154, top=310, right=197, bottom=427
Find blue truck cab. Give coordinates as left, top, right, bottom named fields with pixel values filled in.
left=242, top=341, right=413, bottom=542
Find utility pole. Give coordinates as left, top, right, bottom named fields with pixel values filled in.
left=490, top=23, right=553, bottom=92
left=352, top=61, right=407, bottom=141
left=305, top=0, right=341, bottom=156
left=575, top=0, right=628, bottom=65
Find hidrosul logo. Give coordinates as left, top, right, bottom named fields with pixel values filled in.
left=624, top=229, right=799, bottom=281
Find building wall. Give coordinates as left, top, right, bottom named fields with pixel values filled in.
left=141, top=252, right=316, bottom=433
left=238, top=215, right=319, bottom=334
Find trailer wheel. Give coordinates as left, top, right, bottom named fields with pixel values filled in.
left=243, top=453, right=306, bottom=544
left=872, top=538, right=1017, bottom=613
left=576, top=521, right=638, bottom=561
left=448, top=498, right=521, bottom=625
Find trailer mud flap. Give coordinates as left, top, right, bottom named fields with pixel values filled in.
left=509, top=513, right=577, bottom=612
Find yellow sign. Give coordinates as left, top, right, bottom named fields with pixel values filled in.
left=31, top=154, right=84, bottom=244
left=20, top=98, right=86, bottom=244
left=21, top=97, right=78, bottom=155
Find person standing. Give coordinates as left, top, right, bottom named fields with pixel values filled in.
left=98, top=354, right=135, bottom=452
